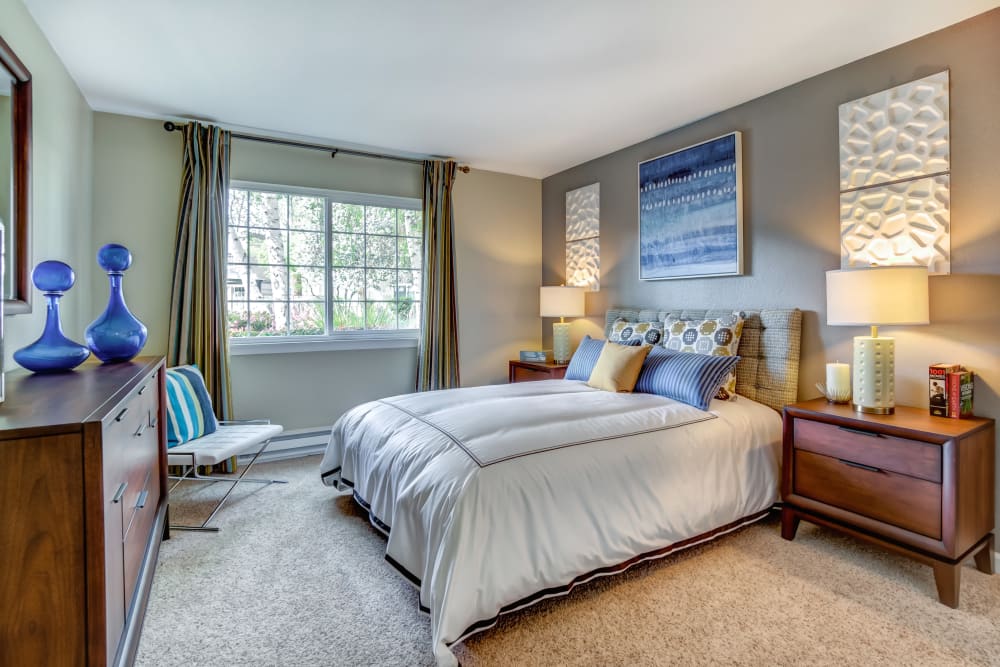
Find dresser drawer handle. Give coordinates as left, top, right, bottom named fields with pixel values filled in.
left=149, top=415, right=158, bottom=428
left=112, top=482, right=128, bottom=504
left=135, top=490, right=149, bottom=510
left=138, top=384, right=147, bottom=396
left=114, top=407, right=129, bottom=422
left=134, top=421, right=147, bottom=437
left=838, top=458, right=882, bottom=474
left=837, top=426, right=884, bottom=439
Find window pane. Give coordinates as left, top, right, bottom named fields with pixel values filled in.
left=247, top=302, right=288, bottom=336
left=249, top=191, right=288, bottom=229
left=331, top=232, right=364, bottom=267
left=228, top=227, right=249, bottom=265
left=248, top=228, right=287, bottom=265
left=249, top=265, right=289, bottom=301
left=366, top=206, right=396, bottom=235
left=289, top=231, right=324, bottom=266
left=366, top=268, right=396, bottom=301
left=226, top=263, right=249, bottom=301
left=290, top=266, right=324, bottom=300
left=397, top=269, right=421, bottom=301
left=399, top=209, right=422, bottom=237
left=228, top=189, right=249, bottom=225
left=398, top=301, right=420, bottom=330
left=398, top=236, right=422, bottom=270
left=366, top=235, right=396, bottom=268
left=366, top=302, right=397, bottom=330
left=291, top=195, right=323, bottom=231
left=331, top=203, right=363, bottom=233
left=331, top=301, right=364, bottom=331
left=289, top=302, right=325, bottom=335
left=227, top=301, right=248, bottom=337
left=331, top=268, right=365, bottom=301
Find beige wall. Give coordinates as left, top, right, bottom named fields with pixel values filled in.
left=91, top=112, right=541, bottom=430
left=541, top=10, right=1000, bottom=530
left=2, top=0, right=93, bottom=368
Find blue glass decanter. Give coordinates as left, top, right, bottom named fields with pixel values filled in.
left=86, top=244, right=148, bottom=363
left=13, top=261, right=91, bottom=372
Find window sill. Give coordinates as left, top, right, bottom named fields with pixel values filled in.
left=229, top=333, right=419, bottom=356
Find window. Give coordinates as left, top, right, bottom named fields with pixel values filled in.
left=226, top=182, right=422, bottom=346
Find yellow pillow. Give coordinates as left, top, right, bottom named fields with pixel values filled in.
left=586, top=342, right=651, bottom=393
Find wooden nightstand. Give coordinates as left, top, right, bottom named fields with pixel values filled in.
left=781, top=398, right=995, bottom=608
left=508, top=360, right=568, bottom=383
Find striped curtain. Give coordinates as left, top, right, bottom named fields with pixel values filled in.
left=416, top=160, right=460, bottom=391
left=167, top=123, right=233, bottom=419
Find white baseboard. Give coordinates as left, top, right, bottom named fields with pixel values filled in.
left=238, top=427, right=331, bottom=464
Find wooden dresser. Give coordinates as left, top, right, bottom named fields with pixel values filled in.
left=781, top=399, right=995, bottom=607
left=0, top=357, right=168, bottom=666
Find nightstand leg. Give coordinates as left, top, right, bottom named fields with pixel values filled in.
left=973, top=533, right=995, bottom=575
left=932, top=562, right=960, bottom=608
left=780, top=507, right=800, bottom=541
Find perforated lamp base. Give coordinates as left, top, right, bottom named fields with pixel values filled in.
left=552, top=322, right=571, bottom=364
left=852, top=334, right=895, bottom=414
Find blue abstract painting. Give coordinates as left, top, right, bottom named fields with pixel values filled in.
left=638, top=132, right=743, bottom=279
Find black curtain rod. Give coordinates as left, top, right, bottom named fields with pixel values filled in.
left=162, top=121, right=470, bottom=172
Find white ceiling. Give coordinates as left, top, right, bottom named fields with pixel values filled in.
left=24, top=0, right=999, bottom=178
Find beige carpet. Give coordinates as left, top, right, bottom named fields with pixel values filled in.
left=137, top=455, right=1000, bottom=666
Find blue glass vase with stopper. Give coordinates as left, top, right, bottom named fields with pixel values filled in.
left=13, top=261, right=91, bottom=372
left=86, top=244, right=148, bottom=363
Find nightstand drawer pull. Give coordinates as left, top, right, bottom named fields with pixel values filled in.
left=837, top=426, right=884, bottom=439
left=838, top=458, right=882, bottom=473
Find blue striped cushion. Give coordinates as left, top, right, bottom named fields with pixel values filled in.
left=564, top=335, right=605, bottom=381
left=634, top=347, right=741, bottom=411
left=165, top=365, right=219, bottom=447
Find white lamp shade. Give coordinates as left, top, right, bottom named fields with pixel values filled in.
left=540, top=286, right=585, bottom=318
left=826, top=266, right=929, bottom=326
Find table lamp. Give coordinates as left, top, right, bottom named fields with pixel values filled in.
left=540, top=285, right=585, bottom=364
left=826, top=266, right=929, bottom=414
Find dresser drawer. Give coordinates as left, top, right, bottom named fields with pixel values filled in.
left=123, top=465, right=159, bottom=607
left=793, top=449, right=942, bottom=539
left=793, top=418, right=941, bottom=483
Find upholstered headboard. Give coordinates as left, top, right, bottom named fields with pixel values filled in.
left=605, top=307, right=802, bottom=412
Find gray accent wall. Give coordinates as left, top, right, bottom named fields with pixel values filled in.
left=542, top=10, right=1000, bottom=529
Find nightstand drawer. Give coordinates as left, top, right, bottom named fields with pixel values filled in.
left=793, top=418, right=941, bottom=483
left=793, top=449, right=942, bottom=539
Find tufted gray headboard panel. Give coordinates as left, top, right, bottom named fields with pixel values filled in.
left=605, top=307, right=802, bottom=412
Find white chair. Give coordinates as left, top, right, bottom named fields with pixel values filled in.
left=168, top=419, right=285, bottom=532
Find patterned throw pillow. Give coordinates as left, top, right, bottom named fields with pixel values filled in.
left=635, top=347, right=742, bottom=411
left=663, top=312, right=745, bottom=400
left=564, top=335, right=605, bottom=381
left=165, top=365, right=219, bottom=447
left=609, top=318, right=664, bottom=346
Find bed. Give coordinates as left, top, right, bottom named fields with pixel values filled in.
left=320, top=307, right=801, bottom=665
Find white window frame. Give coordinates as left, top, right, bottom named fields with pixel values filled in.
left=227, top=180, right=422, bottom=355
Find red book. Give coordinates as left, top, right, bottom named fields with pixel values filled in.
left=929, top=363, right=961, bottom=417
left=946, top=370, right=974, bottom=419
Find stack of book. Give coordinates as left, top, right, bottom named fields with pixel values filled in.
left=519, top=350, right=549, bottom=363
left=928, top=363, right=974, bottom=419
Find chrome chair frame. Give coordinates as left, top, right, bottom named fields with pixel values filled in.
left=168, top=419, right=287, bottom=532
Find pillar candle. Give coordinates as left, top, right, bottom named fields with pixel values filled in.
left=826, top=362, right=850, bottom=398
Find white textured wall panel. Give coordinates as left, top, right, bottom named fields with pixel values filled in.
left=838, top=70, right=949, bottom=190
left=840, top=174, right=950, bottom=274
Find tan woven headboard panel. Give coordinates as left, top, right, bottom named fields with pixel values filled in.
left=605, top=308, right=802, bottom=412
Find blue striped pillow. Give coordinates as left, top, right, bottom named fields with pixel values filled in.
left=634, top=347, right=741, bottom=411
left=564, top=335, right=605, bottom=381
left=165, top=365, right=219, bottom=447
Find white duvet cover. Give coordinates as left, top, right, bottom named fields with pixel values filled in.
left=320, top=380, right=782, bottom=665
